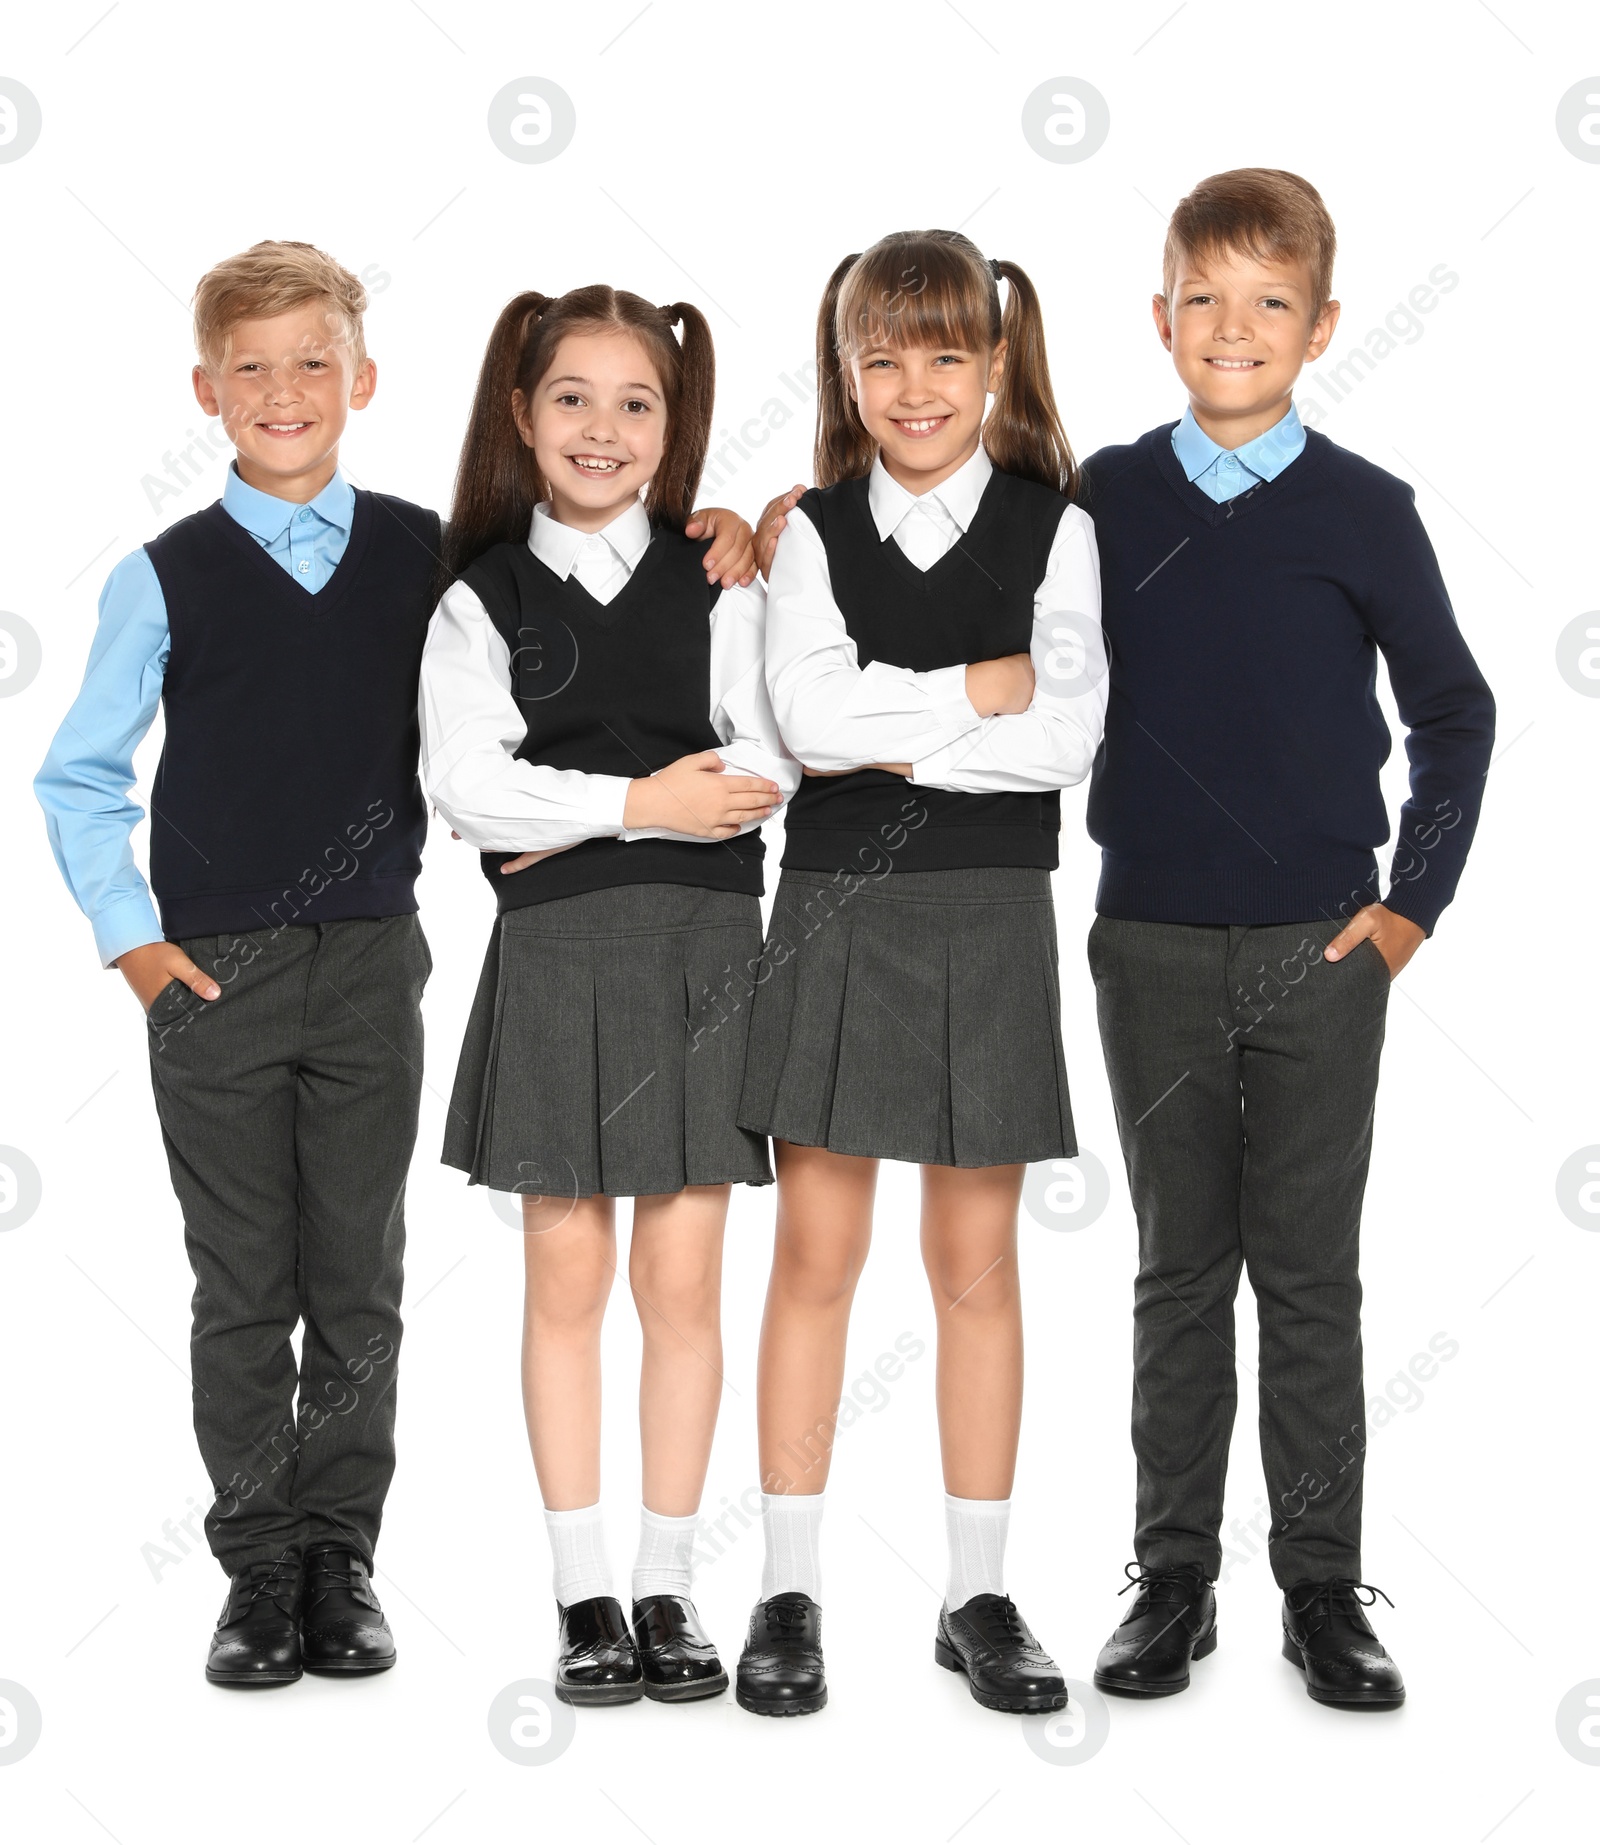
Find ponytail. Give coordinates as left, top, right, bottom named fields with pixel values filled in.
left=445, top=291, right=551, bottom=580
left=814, top=252, right=874, bottom=488
left=651, top=301, right=715, bottom=529
left=445, top=285, right=716, bottom=581
left=985, top=258, right=1076, bottom=498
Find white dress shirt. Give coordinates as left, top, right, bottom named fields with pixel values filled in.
left=419, top=500, right=798, bottom=853
left=763, top=446, right=1106, bottom=792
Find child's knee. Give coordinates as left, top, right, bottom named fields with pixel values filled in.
left=630, top=1261, right=719, bottom=1333
left=772, top=1234, right=866, bottom=1308
left=926, top=1250, right=1018, bottom=1314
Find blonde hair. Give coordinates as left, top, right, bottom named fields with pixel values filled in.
left=1163, top=169, right=1337, bottom=318
left=192, top=239, right=368, bottom=371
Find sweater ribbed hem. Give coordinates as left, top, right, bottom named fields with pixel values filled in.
left=1094, top=857, right=1381, bottom=927
left=782, top=823, right=1059, bottom=876
left=491, top=839, right=763, bottom=910
left=158, top=871, right=420, bottom=941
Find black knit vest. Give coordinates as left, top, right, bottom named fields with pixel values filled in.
left=780, top=468, right=1067, bottom=874
left=143, top=490, right=439, bottom=940
left=458, top=527, right=764, bottom=909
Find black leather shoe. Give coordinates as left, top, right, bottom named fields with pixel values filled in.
left=631, top=1594, right=728, bottom=1702
left=300, top=1545, right=396, bottom=1676
left=1094, top=1561, right=1217, bottom=1698
left=935, top=1594, right=1066, bottom=1713
left=736, top=1593, right=826, bottom=1716
left=206, top=1550, right=303, bottom=1688
left=555, top=1596, right=644, bottom=1705
left=1281, top=1579, right=1406, bottom=1709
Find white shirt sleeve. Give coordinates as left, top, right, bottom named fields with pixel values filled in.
left=418, top=578, right=632, bottom=852
left=619, top=578, right=802, bottom=843
left=763, top=506, right=986, bottom=770
left=908, top=504, right=1107, bottom=793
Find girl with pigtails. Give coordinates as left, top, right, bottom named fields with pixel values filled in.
left=733, top=232, right=1107, bottom=1717
left=418, top=287, right=797, bottom=1706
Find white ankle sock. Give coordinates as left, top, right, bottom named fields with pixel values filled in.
left=631, top=1506, right=700, bottom=1600
left=760, top=1491, right=824, bottom=1601
left=945, top=1494, right=1010, bottom=1611
left=544, top=1503, right=613, bottom=1607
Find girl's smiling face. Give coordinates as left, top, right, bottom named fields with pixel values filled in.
left=847, top=336, right=1006, bottom=496
left=515, top=328, right=667, bottom=532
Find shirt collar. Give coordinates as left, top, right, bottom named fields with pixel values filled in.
left=223, top=463, right=355, bottom=543
left=867, top=444, right=993, bottom=542
left=1171, top=403, right=1305, bottom=483
left=528, top=498, right=653, bottom=579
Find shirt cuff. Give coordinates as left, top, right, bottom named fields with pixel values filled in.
left=924, top=662, right=980, bottom=729
left=584, top=773, right=633, bottom=836
left=93, top=893, right=166, bottom=969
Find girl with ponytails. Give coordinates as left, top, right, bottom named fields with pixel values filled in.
left=734, top=231, right=1106, bottom=1717
left=419, top=287, right=796, bottom=1706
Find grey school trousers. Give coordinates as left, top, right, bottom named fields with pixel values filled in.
left=145, top=915, right=429, bottom=1575
left=1088, top=916, right=1390, bottom=1589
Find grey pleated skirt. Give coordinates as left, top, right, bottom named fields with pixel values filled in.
left=737, top=866, right=1076, bottom=1167
left=444, top=882, right=773, bottom=1198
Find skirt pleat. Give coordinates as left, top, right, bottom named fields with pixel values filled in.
left=738, top=867, right=1076, bottom=1168
left=444, top=883, right=772, bottom=1199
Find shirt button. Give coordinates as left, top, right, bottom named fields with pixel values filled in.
left=298, top=560, right=311, bottom=573
left=298, top=508, right=312, bottom=522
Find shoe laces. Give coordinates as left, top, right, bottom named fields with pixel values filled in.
left=765, top=1594, right=813, bottom=1636
left=1285, top=1578, right=1393, bottom=1624
left=974, top=1595, right=1030, bottom=1646
left=306, top=1557, right=362, bottom=1593
left=1118, top=1562, right=1210, bottom=1608
left=247, top=1550, right=300, bottom=1608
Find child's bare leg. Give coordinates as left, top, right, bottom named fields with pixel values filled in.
left=521, top=1193, right=617, bottom=1508
left=629, top=1184, right=730, bottom=1516
left=919, top=1162, right=1025, bottom=1499
left=756, top=1142, right=878, bottom=1497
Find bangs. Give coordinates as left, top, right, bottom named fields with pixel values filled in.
left=833, top=235, right=999, bottom=359
left=1163, top=169, right=1336, bottom=313
left=1171, top=226, right=1304, bottom=285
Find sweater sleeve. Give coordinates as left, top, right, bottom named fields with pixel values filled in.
left=1356, top=481, right=1495, bottom=935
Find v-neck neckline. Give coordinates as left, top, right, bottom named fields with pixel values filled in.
left=1147, top=422, right=1317, bottom=529
left=866, top=471, right=1003, bottom=586
left=527, top=528, right=665, bottom=627
left=209, top=489, right=371, bottom=612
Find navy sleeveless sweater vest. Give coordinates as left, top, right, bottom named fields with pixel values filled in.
left=458, top=527, right=764, bottom=909
left=780, top=468, right=1067, bottom=874
left=143, top=490, right=439, bottom=940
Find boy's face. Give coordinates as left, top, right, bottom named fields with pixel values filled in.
left=513, top=328, right=667, bottom=534
left=847, top=336, right=1007, bottom=495
left=192, top=301, right=375, bottom=498
left=1153, top=246, right=1339, bottom=444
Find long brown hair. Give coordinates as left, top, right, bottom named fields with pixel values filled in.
left=813, top=230, right=1075, bottom=498
left=445, top=284, right=715, bottom=578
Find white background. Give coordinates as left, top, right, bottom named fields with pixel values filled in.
left=1, top=2, right=1596, bottom=1839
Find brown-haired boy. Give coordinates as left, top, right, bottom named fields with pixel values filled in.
left=35, top=241, right=755, bottom=1688
left=1078, top=170, right=1494, bottom=1707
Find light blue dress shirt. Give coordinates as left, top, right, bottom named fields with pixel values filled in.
left=35, top=466, right=357, bottom=966
left=1170, top=403, right=1306, bottom=504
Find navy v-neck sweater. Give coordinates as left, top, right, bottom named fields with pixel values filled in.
left=1078, top=425, right=1494, bottom=935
